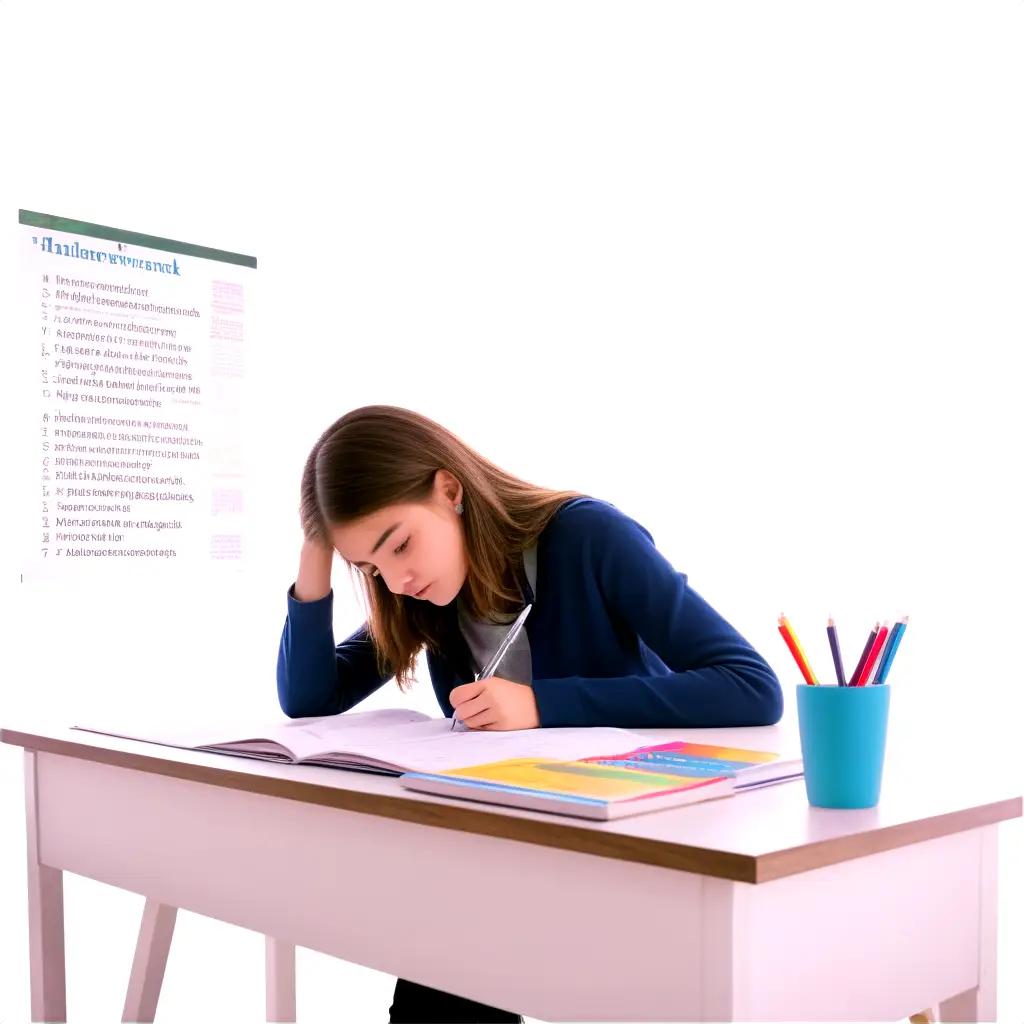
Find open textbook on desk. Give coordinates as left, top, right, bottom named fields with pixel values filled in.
left=72, top=708, right=653, bottom=776
left=73, top=708, right=802, bottom=819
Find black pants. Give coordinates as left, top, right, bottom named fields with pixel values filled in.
left=389, top=977, right=523, bottom=1023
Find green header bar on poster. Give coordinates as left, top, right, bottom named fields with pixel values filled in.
left=19, top=210, right=257, bottom=269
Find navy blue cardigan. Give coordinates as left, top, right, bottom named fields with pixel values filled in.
left=277, top=497, right=782, bottom=728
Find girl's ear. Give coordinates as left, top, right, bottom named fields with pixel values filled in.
left=434, top=468, right=462, bottom=506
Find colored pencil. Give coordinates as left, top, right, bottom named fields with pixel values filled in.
left=874, top=614, right=909, bottom=684
left=855, top=621, right=890, bottom=687
left=847, top=621, right=879, bottom=688
left=778, top=619, right=816, bottom=685
left=781, top=613, right=820, bottom=685
left=778, top=613, right=819, bottom=685
left=826, top=615, right=847, bottom=686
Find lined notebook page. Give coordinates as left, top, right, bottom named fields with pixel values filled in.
left=74, top=708, right=649, bottom=774
left=71, top=707, right=432, bottom=756
left=292, top=721, right=651, bottom=772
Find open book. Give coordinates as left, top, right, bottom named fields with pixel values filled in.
left=399, top=740, right=804, bottom=820
left=71, top=708, right=656, bottom=777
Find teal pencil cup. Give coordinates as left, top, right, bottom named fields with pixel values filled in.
left=796, top=683, right=891, bottom=809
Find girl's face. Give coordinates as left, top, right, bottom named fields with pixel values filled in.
left=329, top=471, right=467, bottom=606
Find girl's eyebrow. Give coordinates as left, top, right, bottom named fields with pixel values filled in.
left=353, top=522, right=402, bottom=569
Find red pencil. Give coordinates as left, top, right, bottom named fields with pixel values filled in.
left=848, top=622, right=879, bottom=688
left=854, top=621, right=890, bottom=687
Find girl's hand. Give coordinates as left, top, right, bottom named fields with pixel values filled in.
left=449, top=677, right=541, bottom=731
left=293, top=536, right=335, bottom=602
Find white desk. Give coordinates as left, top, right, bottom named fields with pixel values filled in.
left=2, top=719, right=1019, bottom=1022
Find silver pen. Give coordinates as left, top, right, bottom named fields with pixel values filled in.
left=451, top=603, right=533, bottom=731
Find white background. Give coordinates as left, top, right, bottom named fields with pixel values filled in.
left=1, top=2, right=1020, bottom=1022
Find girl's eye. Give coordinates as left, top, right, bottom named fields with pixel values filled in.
left=370, top=538, right=409, bottom=579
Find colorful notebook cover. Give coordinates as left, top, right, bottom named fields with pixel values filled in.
left=399, top=741, right=801, bottom=820
left=400, top=755, right=735, bottom=820
left=580, top=740, right=803, bottom=790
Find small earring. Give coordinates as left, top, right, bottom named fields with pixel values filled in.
left=455, top=502, right=464, bottom=516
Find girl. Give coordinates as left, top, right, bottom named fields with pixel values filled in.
left=277, top=404, right=782, bottom=1023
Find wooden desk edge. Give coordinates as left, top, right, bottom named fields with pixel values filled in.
left=4, top=728, right=1020, bottom=886
left=754, top=795, right=1022, bottom=881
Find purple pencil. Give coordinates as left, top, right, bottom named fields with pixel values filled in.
left=826, top=616, right=847, bottom=686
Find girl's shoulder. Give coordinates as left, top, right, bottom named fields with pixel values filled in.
left=545, top=495, right=641, bottom=541
left=536, top=497, right=658, bottom=579
left=551, top=494, right=613, bottom=521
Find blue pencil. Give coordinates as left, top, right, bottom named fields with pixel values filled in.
left=873, top=615, right=909, bottom=684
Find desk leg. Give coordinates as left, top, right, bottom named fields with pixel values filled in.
left=25, top=750, right=67, bottom=1024
left=938, top=826, right=998, bottom=1023
left=265, top=937, right=296, bottom=1023
left=122, top=900, right=177, bottom=1022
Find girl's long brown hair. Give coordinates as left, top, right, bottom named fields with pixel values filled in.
left=300, top=405, right=586, bottom=691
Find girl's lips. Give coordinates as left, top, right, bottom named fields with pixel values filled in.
left=416, top=583, right=432, bottom=598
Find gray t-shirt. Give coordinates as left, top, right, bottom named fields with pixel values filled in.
left=456, top=545, right=536, bottom=685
